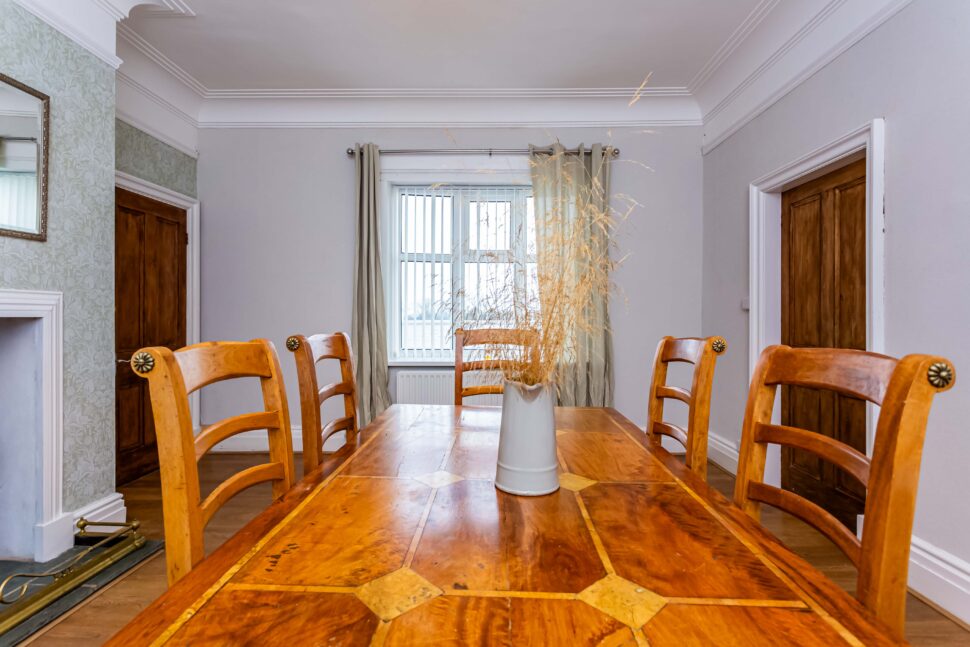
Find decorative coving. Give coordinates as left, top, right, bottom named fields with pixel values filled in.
left=686, top=0, right=781, bottom=93
left=21, top=0, right=920, bottom=137
left=12, top=0, right=192, bottom=68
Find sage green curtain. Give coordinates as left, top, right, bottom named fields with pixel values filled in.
left=529, top=143, right=615, bottom=407
left=351, top=143, right=391, bottom=425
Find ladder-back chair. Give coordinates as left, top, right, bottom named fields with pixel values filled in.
left=286, top=332, right=359, bottom=473
left=130, top=339, right=295, bottom=584
left=734, top=345, right=955, bottom=638
left=646, top=336, right=727, bottom=480
left=454, top=328, right=539, bottom=404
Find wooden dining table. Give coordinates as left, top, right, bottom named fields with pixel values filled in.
left=108, top=405, right=902, bottom=646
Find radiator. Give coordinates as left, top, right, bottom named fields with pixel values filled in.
left=395, top=370, right=503, bottom=406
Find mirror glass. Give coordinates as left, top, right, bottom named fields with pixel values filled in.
left=0, top=74, right=48, bottom=241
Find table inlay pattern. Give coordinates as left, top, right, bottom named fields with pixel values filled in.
left=115, top=406, right=900, bottom=646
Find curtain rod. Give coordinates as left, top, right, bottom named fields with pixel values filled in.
left=344, top=146, right=619, bottom=158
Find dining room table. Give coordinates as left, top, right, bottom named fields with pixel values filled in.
left=107, top=404, right=903, bottom=645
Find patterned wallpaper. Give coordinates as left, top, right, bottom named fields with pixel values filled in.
left=0, top=0, right=116, bottom=510
left=116, top=118, right=198, bottom=197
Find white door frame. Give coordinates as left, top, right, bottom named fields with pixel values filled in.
left=748, top=118, right=886, bottom=459
left=115, top=171, right=201, bottom=429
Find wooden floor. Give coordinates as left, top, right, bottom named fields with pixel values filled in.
left=25, top=454, right=970, bottom=646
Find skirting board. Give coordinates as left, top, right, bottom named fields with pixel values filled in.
left=707, top=429, right=970, bottom=626
left=33, top=492, right=127, bottom=562
left=73, top=492, right=127, bottom=533
left=909, top=537, right=970, bottom=626
left=707, top=431, right=741, bottom=474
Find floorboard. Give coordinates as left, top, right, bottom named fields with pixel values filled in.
left=23, top=455, right=970, bottom=645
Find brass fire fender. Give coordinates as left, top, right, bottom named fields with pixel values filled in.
left=0, top=519, right=146, bottom=636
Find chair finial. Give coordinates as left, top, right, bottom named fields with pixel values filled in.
left=927, top=362, right=954, bottom=389
left=286, top=336, right=301, bottom=351
left=131, top=351, right=155, bottom=374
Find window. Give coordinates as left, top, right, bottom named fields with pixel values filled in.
left=387, top=184, right=537, bottom=363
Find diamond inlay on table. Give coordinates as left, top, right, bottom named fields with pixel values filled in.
left=414, top=470, right=464, bottom=488
left=559, top=472, right=597, bottom=492
left=355, top=567, right=443, bottom=621
left=578, top=574, right=667, bottom=628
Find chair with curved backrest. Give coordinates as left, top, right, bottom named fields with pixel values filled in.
left=454, top=327, right=539, bottom=404
left=645, top=336, right=727, bottom=480
left=286, top=332, right=359, bottom=474
left=734, top=345, right=955, bottom=639
left=130, top=339, right=295, bottom=585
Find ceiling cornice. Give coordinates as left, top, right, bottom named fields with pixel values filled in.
left=13, top=0, right=122, bottom=67
left=118, top=23, right=206, bottom=95
left=117, top=70, right=198, bottom=128
left=698, top=0, right=915, bottom=152
left=203, top=87, right=691, bottom=100
left=117, top=22, right=694, bottom=103
left=110, top=0, right=915, bottom=146
left=687, top=0, right=780, bottom=93
left=12, top=0, right=190, bottom=69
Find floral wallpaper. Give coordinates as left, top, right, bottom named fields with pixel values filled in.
left=0, top=0, right=116, bottom=510
left=116, top=119, right=197, bottom=198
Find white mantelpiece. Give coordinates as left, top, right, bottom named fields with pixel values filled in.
left=0, top=288, right=70, bottom=561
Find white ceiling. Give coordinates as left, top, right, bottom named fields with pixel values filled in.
left=124, top=0, right=765, bottom=91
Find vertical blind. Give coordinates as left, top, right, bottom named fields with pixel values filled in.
left=0, top=172, right=37, bottom=232
left=388, top=184, right=536, bottom=362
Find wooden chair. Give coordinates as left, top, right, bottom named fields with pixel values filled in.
left=130, top=339, right=295, bottom=585
left=454, top=328, right=538, bottom=404
left=734, top=345, right=955, bottom=638
left=645, top=336, right=727, bottom=480
left=285, top=332, right=359, bottom=474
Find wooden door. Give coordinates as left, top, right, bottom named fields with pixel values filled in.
left=780, top=158, right=866, bottom=531
left=115, top=188, right=187, bottom=485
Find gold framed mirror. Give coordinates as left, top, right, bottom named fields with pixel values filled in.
left=0, top=72, right=49, bottom=242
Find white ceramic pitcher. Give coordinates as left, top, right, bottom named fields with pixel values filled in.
left=494, top=380, right=559, bottom=496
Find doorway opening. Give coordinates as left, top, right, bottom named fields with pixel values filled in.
left=747, top=120, right=886, bottom=519
left=113, top=175, right=200, bottom=486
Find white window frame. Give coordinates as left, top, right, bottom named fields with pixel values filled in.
left=380, top=155, right=532, bottom=366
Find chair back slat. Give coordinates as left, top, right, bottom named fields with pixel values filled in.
left=287, top=332, right=359, bottom=474
left=194, top=411, right=280, bottom=460
left=454, top=328, right=539, bottom=404
left=322, top=416, right=356, bottom=444
left=200, top=462, right=286, bottom=526
left=175, top=342, right=274, bottom=393
left=754, top=423, right=870, bottom=488
left=306, top=333, right=352, bottom=361
left=132, top=339, right=295, bottom=585
left=645, top=335, right=727, bottom=480
left=660, top=337, right=707, bottom=364
left=651, top=421, right=688, bottom=446
left=655, top=385, right=691, bottom=404
left=735, top=344, right=955, bottom=638
left=747, top=482, right=863, bottom=566
left=763, top=346, right=896, bottom=404
left=318, top=381, right=354, bottom=405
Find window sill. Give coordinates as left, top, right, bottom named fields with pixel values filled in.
left=388, top=360, right=455, bottom=368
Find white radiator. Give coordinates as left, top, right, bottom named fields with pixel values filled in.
left=395, top=370, right=503, bottom=406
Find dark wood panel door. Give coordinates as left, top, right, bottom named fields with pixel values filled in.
left=781, top=158, right=866, bottom=531
left=116, top=187, right=187, bottom=485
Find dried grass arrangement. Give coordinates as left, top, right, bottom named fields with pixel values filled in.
left=455, top=146, right=631, bottom=388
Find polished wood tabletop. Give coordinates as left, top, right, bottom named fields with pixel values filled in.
left=108, top=405, right=902, bottom=646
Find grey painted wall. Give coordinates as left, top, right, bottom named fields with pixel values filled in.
left=197, top=126, right=704, bottom=431
left=0, top=0, right=116, bottom=510
left=116, top=118, right=197, bottom=197
left=702, top=0, right=969, bottom=564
